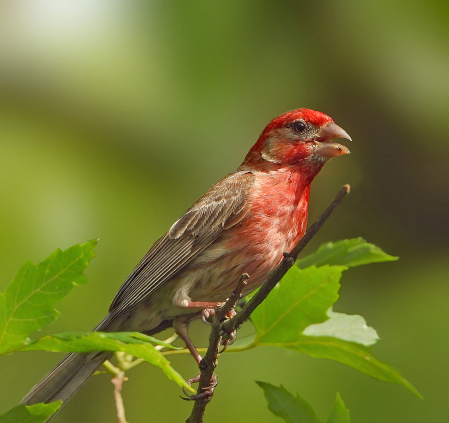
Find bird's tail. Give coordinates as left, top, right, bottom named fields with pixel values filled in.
left=20, top=313, right=174, bottom=421
left=21, top=350, right=112, bottom=419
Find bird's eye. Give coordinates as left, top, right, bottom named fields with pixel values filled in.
left=291, top=120, right=307, bottom=134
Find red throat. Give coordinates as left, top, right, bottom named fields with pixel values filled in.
left=225, top=167, right=312, bottom=276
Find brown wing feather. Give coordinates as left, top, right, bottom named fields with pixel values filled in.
left=109, top=171, right=255, bottom=314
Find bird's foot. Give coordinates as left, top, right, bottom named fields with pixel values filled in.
left=219, top=329, right=237, bottom=352
left=201, top=307, right=215, bottom=324
left=181, top=373, right=218, bottom=401
left=218, top=308, right=237, bottom=352
left=200, top=302, right=226, bottom=324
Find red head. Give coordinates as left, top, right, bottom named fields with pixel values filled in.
left=242, top=108, right=351, bottom=170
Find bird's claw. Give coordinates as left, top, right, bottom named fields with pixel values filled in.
left=181, top=374, right=218, bottom=401
left=219, top=328, right=237, bottom=353
left=218, top=308, right=237, bottom=352
left=201, top=307, right=216, bottom=325
left=201, top=301, right=228, bottom=325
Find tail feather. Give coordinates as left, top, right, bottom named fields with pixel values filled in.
left=21, top=313, right=118, bottom=414
left=20, top=315, right=174, bottom=421
left=21, top=351, right=112, bottom=419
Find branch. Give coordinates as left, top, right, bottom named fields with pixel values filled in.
left=111, top=371, right=128, bottom=423
left=103, top=353, right=130, bottom=423
left=186, top=184, right=350, bottom=423
left=185, top=274, right=248, bottom=423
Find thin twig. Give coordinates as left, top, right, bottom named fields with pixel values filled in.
left=111, top=371, right=128, bottom=423
left=186, top=184, right=350, bottom=423
left=185, top=274, right=248, bottom=423
left=98, top=334, right=180, bottom=421
left=102, top=353, right=130, bottom=423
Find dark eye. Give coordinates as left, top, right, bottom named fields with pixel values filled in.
left=291, top=120, right=307, bottom=134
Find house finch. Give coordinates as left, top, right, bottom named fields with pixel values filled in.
left=22, top=108, right=351, bottom=412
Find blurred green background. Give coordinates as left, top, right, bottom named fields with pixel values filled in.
left=1, top=1, right=448, bottom=422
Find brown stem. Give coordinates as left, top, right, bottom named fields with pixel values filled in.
left=111, top=371, right=128, bottom=423
left=185, top=184, right=350, bottom=423
left=185, top=274, right=248, bottom=423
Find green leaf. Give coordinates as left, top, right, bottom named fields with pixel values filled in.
left=252, top=266, right=345, bottom=344
left=248, top=265, right=421, bottom=398
left=297, top=238, right=398, bottom=269
left=256, top=381, right=321, bottom=423
left=0, top=402, right=62, bottom=423
left=18, top=331, right=189, bottom=389
left=303, top=310, right=379, bottom=346
left=327, top=392, right=350, bottom=423
left=0, top=240, right=97, bottom=354
left=257, top=383, right=351, bottom=423
left=21, top=331, right=180, bottom=351
left=270, top=334, right=420, bottom=397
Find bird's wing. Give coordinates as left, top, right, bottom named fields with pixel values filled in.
left=108, top=170, right=255, bottom=314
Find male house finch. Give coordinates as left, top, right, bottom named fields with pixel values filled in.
left=22, top=108, right=351, bottom=412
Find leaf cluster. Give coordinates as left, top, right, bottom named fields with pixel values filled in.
left=0, top=238, right=419, bottom=422
left=234, top=238, right=418, bottom=396
left=0, top=240, right=188, bottom=422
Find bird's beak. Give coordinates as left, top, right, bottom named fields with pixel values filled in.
left=314, top=122, right=351, bottom=159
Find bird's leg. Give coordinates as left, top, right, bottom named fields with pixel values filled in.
left=172, top=315, right=202, bottom=365
left=182, top=301, right=222, bottom=309
left=182, top=374, right=218, bottom=401
left=173, top=315, right=218, bottom=401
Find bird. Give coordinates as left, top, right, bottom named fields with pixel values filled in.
left=22, top=108, right=351, bottom=415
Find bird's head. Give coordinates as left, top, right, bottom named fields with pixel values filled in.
left=242, top=109, right=351, bottom=170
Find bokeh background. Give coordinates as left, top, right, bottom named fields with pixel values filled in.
left=1, top=1, right=448, bottom=422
